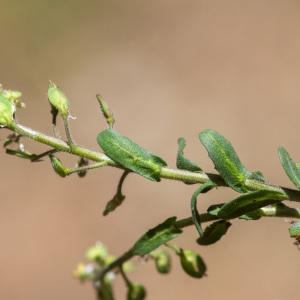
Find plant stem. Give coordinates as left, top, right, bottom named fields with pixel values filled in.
left=95, top=205, right=300, bottom=280
left=7, top=122, right=300, bottom=202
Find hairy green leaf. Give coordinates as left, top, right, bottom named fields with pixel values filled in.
left=176, top=137, right=202, bottom=172
left=103, top=171, right=129, bottom=216
left=197, top=220, right=231, bottom=245
left=132, top=217, right=182, bottom=256
left=278, top=147, right=300, bottom=189
left=289, top=221, right=300, bottom=238
left=191, top=181, right=216, bottom=238
left=97, top=129, right=167, bottom=181
left=199, top=129, right=248, bottom=192
left=218, top=190, right=286, bottom=219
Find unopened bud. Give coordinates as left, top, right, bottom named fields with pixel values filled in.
left=152, top=250, right=171, bottom=274
left=179, top=249, right=206, bottom=278
left=48, top=82, right=69, bottom=118
left=73, top=262, right=95, bottom=281
left=127, top=283, right=146, bottom=300
left=85, top=242, right=108, bottom=264
left=0, top=94, right=15, bottom=127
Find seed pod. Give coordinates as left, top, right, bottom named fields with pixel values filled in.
left=48, top=82, right=69, bottom=118
left=152, top=250, right=171, bottom=274
left=127, top=283, right=146, bottom=300
left=179, top=249, right=206, bottom=278
left=0, top=94, right=15, bottom=127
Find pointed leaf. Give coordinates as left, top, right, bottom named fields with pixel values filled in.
left=197, top=220, right=231, bottom=245
left=199, top=129, right=248, bottom=192
left=278, top=147, right=300, bottom=189
left=218, top=189, right=286, bottom=219
left=132, top=217, right=182, bottom=256
left=176, top=137, right=202, bottom=172
left=97, top=129, right=167, bottom=181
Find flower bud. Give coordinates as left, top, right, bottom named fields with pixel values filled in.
left=0, top=94, right=15, bottom=127
left=152, top=250, right=171, bottom=274
left=73, top=262, right=95, bottom=281
left=127, top=283, right=146, bottom=300
left=48, top=82, right=69, bottom=118
left=179, top=249, right=206, bottom=278
left=85, top=242, right=108, bottom=264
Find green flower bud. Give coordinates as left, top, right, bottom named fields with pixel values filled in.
left=48, top=82, right=69, bottom=118
left=152, top=250, right=171, bottom=274
left=3, top=89, right=25, bottom=108
left=86, top=242, right=108, bottom=264
left=127, top=283, right=146, bottom=300
left=49, top=155, right=67, bottom=177
left=179, top=249, right=206, bottom=278
left=0, top=94, right=15, bottom=127
left=73, top=262, right=95, bottom=281
left=289, top=221, right=300, bottom=238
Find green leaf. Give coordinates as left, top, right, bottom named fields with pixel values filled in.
left=239, top=210, right=262, bottom=220
left=197, top=220, right=231, bottom=245
left=278, top=147, right=300, bottom=189
left=218, top=190, right=286, bottom=219
left=207, top=203, right=223, bottom=216
left=97, top=129, right=167, bottom=181
left=176, top=137, right=202, bottom=172
left=132, top=217, right=182, bottom=256
left=103, top=171, right=129, bottom=216
left=199, top=129, right=248, bottom=192
left=178, top=249, right=206, bottom=278
left=289, top=221, right=300, bottom=238
left=246, top=170, right=265, bottom=183
left=191, top=181, right=216, bottom=237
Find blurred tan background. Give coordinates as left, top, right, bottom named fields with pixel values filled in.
left=1, top=0, right=300, bottom=299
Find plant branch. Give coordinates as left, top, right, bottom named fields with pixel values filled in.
left=7, top=122, right=300, bottom=202
left=96, top=205, right=300, bottom=281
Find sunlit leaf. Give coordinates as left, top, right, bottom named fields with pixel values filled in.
left=132, top=217, right=182, bottom=256
left=278, top=147, right=300, bottom=189
left=218, top=190, right=286, bottom=219
left=176, top=137, right=202, bottom=172
left=97, top=129, right=167, bottom=181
